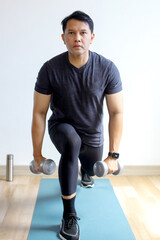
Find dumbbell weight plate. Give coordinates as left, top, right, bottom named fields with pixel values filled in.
left=93, top=161, right=108, bottom=177
left=40, top=159, right=56, bottom=175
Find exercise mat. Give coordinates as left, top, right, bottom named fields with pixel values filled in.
left=28, top=178, right=136, bottom=240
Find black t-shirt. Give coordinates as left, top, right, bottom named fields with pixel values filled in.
left=35, top=51, right=122, bottom=147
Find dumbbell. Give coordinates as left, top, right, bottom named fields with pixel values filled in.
left=29, top=159, right=56, bottom=175
left=93, top=160, right=123, bottom=177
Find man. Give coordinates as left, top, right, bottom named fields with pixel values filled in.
left=32, top=11, right=123, bottom=240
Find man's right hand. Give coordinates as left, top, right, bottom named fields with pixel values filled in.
left=33, top=155, right=46, bottom=172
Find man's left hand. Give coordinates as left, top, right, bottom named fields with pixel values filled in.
left=104, top=156, right=119, bottom=174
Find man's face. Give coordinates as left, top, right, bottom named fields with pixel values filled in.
left=62, top=19, right=95, bottom=57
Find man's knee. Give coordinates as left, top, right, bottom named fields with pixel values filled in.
left=54, top=123, right=82, bottom=153
left=58, top=124, right=81, bottom=157
left=64, top=132, right=82, bottom=154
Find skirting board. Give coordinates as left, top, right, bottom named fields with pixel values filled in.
left=0, top=165, right=160, bottom=176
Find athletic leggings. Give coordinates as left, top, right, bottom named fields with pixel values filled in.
left=49, top=123, right=103, bottom=196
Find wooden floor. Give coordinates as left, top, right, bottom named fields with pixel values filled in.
left=0, top=174, right=160, bottom=240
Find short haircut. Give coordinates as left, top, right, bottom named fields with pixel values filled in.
left=61, top=11, right=94, bottom=33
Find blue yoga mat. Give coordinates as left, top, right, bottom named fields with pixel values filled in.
left=28, top=179, right=136, bottom=240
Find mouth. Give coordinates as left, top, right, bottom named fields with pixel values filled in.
left=73, top=45, right=82, bottom=48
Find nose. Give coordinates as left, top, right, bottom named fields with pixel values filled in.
left=75, top=33, right=81, bottom=42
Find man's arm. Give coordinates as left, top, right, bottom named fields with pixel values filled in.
left=31, top=91, right=51, bottom=171
left=104, top=91, right=123, bottom=173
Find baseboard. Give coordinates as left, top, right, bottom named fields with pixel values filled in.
left=121, top=165, right=160, bottom=176
left=0, top=165, right=160, bottom=176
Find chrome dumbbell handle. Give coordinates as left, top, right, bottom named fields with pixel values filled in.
left=29, top=160, right=41, bottom=174
left=113, top=161, right=123, bottom=175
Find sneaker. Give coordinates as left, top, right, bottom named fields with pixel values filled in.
left=80, top=166, right=94, bottom=188
left=59, top=213, right=80, bottom=240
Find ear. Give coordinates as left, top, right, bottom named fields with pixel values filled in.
left=90, top=33, right=95, bottom=44
left=61, top=34, right=66, bottom=45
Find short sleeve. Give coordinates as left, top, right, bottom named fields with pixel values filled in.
left=105, top=62, right=122, bottom=94
left=34, top=62, right=53, bottom=95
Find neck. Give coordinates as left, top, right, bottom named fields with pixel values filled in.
left=68, top=51, right=89, bottom=68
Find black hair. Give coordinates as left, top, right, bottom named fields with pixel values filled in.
left=61, top=11, right=94, bottom=33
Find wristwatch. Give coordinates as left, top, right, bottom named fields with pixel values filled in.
left=108, top=152, right=119, bottom=159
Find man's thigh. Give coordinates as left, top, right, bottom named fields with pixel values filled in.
left=49, top=123, right=81, bottom=154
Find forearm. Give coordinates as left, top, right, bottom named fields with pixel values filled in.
left=108, top=112, right=123, bottom=153
left=31, top=112, right=46, bottom=158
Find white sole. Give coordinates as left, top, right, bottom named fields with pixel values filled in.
left=59, top=233, right=66, bottom=240
left=80, top=183, right=94, bottom=188
left=59, top=223, right=80, bottom=240
left=59, top=233, right=80, bottom=240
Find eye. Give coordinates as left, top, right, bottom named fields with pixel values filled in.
left=68, top=31, right=74, bottom=35
left=81, top=31, right=87, bottom=35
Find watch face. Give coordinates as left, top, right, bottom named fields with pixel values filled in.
left=113, top=153, right=119, bottom=158
left=109, top=152, right=119, bottom=159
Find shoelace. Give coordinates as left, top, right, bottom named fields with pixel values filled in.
left=65, top=216, right=80, bottom=230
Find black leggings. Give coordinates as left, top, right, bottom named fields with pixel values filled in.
left=49, top=123, right=103, bottom=196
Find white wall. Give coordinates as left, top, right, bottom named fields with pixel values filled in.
left=0, top=0, right=160, bottom=166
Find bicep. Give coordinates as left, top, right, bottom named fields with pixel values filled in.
left=33, top=91, right=51, bottom=115
left=106, top=91, right=123, bottom=115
